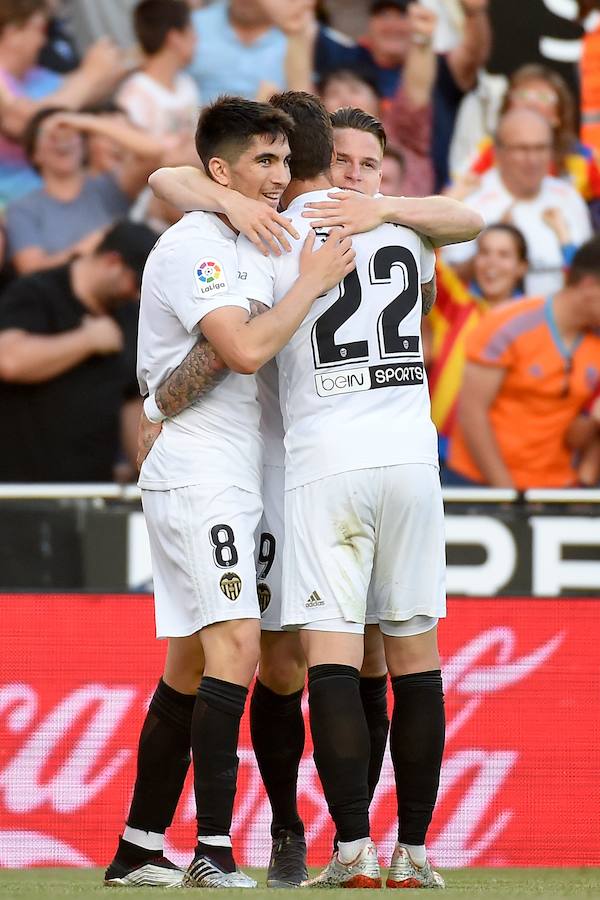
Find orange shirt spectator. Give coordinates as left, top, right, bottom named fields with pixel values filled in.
left=448, top=294, right=600, bottom=488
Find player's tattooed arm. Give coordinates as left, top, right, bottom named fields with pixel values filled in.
left=154, top=301, right=269, bottom=418
left=421, top=275, right=437, bottom=316
left=155, top=339, right=228, bottom=419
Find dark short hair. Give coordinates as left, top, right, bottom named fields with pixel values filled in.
left=195, top=95, right=294, bottom=171
left=478, top=223, right=528, bottom=263
left=133, top=0, right=191, bottom=55
left=370, top=0, right=410, bottom=15
left=330, top=106, right=387, bottom=153
left=269, top=91, right=333, bottom=181
left=319, top=67, right=382, bottom=101
left=22, top=106, right=69, bottom=170
left=0, top=0, right=46, bottom=37
left=567, top=235, right=600, bottom=285
left=96, top=221, right=158, bottom=288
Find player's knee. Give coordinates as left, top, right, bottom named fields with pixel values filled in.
left=202, top=618, right=261, bottom=685
left=259, top=631, right=306, bottom=693
left=259, top=651, right=306, bottom=694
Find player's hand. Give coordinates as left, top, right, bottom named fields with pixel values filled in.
left=136, top=411, right=162, bottom=471
left=302, top=191, right=384, bottom=236
left=223, top=191, right=300, bottom=256
left=299, top=228, right=356, bottom=295
left=81, top=314, right=124, bottom=355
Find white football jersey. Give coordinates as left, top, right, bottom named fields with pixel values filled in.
left=137, top=211, right=262, bottom=493
left=257, top=359, right=285, bottom=468
left=237, top=189, right=439, bottom=490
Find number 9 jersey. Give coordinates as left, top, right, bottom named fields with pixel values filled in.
left=237, top=189, right=439, bottom=490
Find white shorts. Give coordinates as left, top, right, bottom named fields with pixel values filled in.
left=142, top=484, right=263, bottom=638
left=255, top=465, right=285, bottom=631
left=304, top=615, right=439, bottom=637
left=281, top=464, right=446, bottom=632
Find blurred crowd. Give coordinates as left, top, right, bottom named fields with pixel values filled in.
left=0, top=0, right=599, bottom=488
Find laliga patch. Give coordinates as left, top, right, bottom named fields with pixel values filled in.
left=195, top=257, right=228, bottom=296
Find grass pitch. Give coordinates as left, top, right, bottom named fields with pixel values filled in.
left=1, top=868, right=600, bottom=900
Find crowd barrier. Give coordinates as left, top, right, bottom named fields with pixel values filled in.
left=1, top=488, right=599, bottom=868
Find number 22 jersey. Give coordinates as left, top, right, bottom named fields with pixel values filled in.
left=238, top=189, right=439, bottom=490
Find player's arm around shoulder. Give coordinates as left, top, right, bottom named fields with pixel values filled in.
left=201, top=229, right=356, bottom=375
left=302, top=190, right=484, bottom=246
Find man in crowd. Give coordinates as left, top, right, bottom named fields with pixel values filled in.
left=0, top=220, right=156, bottom=482
left=106, top=95, right=354, bottom=889
left=188, top=0, right=288, bottom=103
left=447, top=235, right=600, bottom=489
left=443, top=109, right=593, bottom=296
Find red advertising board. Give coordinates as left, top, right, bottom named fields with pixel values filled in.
left=1, top=595, right=599, bottom=869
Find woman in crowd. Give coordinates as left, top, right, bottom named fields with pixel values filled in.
left=425, top=223, right=528, bottom=470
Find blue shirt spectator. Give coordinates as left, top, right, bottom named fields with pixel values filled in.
left=188, top=0, right=287, bottom=102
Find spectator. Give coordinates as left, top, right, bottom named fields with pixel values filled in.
left=315, top=0, right=491, bottom=188
left=117, top=0, right=200, bottom=139
left=426, top=223, right=528, bottom=468
left=443, top=109, right=593, bottom=297
left=0, top=220, right=157, bottom=483
left=0, top=0, right=125, bottom=207
left=188, top=0, right=288, bottom=102
left=446, top=235, right=600, bottom=489
left=465, top=65, right=600, bottom=223
left=5, top=108, right=164, bottom=274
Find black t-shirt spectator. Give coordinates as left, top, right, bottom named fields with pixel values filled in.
left=0, top=265, right=139, bottom=482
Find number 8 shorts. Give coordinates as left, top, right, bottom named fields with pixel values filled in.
left=281, top=463, right=446, bottom=631
left=142, top=484, right=263, bottom=638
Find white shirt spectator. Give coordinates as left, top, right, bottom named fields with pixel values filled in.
left=443, top=168, right=593, bottom=296
left=117, top=71, right=200, bottom=137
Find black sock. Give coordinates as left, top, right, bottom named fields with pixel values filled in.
left=390, top=670, right=445, bottom=846
left=126, top=678, right=195, bottom=842
left=360, top=675, right=389, bottom=803
left=196, top=842, right=236, bottom=873
left=307, top=664, right=370, bottom=843
left=250, top=679, right=305, bottom=838
left=192, top=676, right=247, bottom=872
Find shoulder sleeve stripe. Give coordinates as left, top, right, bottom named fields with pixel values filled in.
left=481, top=306, right=546, bottom=362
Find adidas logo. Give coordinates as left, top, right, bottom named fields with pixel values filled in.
left=306, top=590, right=325, bottom=608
